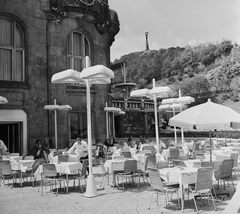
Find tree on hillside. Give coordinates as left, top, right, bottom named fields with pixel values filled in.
left=180, top=75, right=211, bottom=98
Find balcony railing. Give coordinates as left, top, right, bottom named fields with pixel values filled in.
left=112, top=99, right=154, bottom=111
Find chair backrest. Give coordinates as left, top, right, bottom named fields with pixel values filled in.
left=169, top=148, right=180, bottom=160
left=195, top=167, right=213, bottom=191
left=148, top=167, right=163, bottom=190
left=179, top=155, right=189, bottom=160
left=155, top=161, right=169, bottom=169
left=172, top=159, right=187, bottom=168
left=220, top=159, right=234, bottom=179
left=230, top=153, right=238, bottom=167
left=53, top=151, right=62, bottom=157
left=193, top=143, right=200, bottom=152
left=10, top=153, right=19, bottom=156
left=24, top=155, right=34, bottom=160
left=123, top=159, right=137, bottom=172
left=146, top=154, right=157, bottom=169
left=58, top=155, right=68, bottom=163
left=201, top=161, right=213, bottom=168
left=0, top=160, right=12, bottom=176
left=143, top=146, right=156, bottom=153
left=37, top=158, right=46, bottom=165
left=80, top=159, right=89, bottom=178
left=121, top=151, right=132, bottom=158
left=194, top=153, right=205, bottom=160
left=42, top=164, right=57, bottom=177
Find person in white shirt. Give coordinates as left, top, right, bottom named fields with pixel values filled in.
left=67, top=137, right=88, bottom=161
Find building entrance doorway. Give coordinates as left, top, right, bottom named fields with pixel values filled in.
left=0, top=122, right=23, bottom=154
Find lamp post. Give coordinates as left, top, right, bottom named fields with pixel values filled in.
left=44, top=100, right=72, bottom=150
left=162, top=90, right=194, bottom=146
left=130, top=79, right=172, bottom=160
left=104, top=106, right=122, bottom=138
left=159, top=103, right=184, bottom=145
left=51, top=56, right=114, bottom=198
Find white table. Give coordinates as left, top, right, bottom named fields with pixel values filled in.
left=162, top=149, right=185, bottom=160
left=34, top=162, right=82, bottom=193
left=10, top=160, right=35, bottom=187
left=159, top=167, right=198, bottom=211
left=104, top=158, right=143, bottom=186
left=50, top=154, right=79, bottom=163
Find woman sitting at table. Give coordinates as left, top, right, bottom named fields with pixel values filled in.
left=66, top=137, right=88, bottom=162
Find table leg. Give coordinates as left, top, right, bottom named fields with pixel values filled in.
left=181, top=185, right=184, bottom=212
left=20, top=171, right=22, bottom=187
left=66, top=174, right=68, bottom=193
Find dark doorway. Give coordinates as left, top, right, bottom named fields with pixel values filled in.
left=0, top=122, right=22, bottom=154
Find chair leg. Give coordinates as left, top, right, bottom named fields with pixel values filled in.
left=192, top=193, right=199, bottom=213
left=148, top=192, right=155, bottom=210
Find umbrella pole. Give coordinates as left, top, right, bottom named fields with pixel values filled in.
left=173, top=108, right=177, bottom=145
left=209, top=130, right=212, bottom=163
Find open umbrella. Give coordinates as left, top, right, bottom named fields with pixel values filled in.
left=169, top=99, right=240, bottom=162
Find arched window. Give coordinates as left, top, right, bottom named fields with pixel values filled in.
left=67, top=31, right=91, bottom=72
left=0, top=16, right=25, bottom=82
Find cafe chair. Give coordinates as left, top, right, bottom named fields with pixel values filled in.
left=58, top=155, right=68, bottom=163
left=0, top=160, right=20, bottom=188
left=169, top=148, right=180, bottom=166
left=10, top=153, right=20, bottom=156
left=148, top=167, right=180, bottom=212
left=138, top=155, right=149, bottom=185
left=214, top=159, right=235, bottom=191
left=146, top=153, right=156, bottom=169
left=143, top=146, right=156, bottom=153
left=194, top=153, right=205, bottom=160
left=24, top=155, right=34, bottom=160
left=172, top=159, right=187, bottom=168
left=40, top=164, right=63, bottom=196
left=155, top=161, right=169, bottom=169
left=188, top=167, right=217, bottom=213
left=98, top=158, right=110, bottom=188
left=53, top=151, right=62, bottom=157
left=121, top=151, right=132, bottom=158
left=230, top=153, right=240, bottom=179
left=179, top=155, right=189, bottom=160
left=23, top=158, right=45, bottom=186
left=62, top=159, right=88, bottom=192
left=115, top=159, right=140, bottom=191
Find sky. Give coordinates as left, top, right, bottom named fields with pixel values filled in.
left=109, top=0, right=240, bottom=62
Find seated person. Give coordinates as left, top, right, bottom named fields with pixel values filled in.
left=67, top=137, right=88, bottom=161
left=0, top=139, right=8, bottom=156
left=104, top=137, right=112, bottom=148
left=96, top=139, right=107, bottom=159
left=127, top=136, right=133, bottom=147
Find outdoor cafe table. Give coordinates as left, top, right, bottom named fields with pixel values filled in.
left=34, top=162, right=82, bottom=193
left=104, top=158, right=144, bottom=186
left=159, top=166, right=199, bottom=211
left=10, top=159, right=35, bottom=187
left=50, top=154, right=79, bottom=163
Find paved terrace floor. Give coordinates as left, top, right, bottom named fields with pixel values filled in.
left=0, top=166, right=240, bottom=214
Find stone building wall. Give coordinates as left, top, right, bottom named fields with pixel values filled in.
left=0, top=0, right=119, bottom=154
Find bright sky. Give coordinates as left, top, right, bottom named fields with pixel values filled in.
left=109, top=0, right=240, bottom=62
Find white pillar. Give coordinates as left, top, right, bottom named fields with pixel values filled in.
left=54, top=99, right=58, bottom=150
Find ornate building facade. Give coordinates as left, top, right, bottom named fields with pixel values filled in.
left=0, top=0, right=119, bottom=154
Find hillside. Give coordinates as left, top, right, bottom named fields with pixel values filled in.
left=111, top=40, right=240, bottom=113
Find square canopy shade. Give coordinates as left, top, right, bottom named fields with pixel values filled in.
left=150, top=86, right=172, bottom=97
left=51, top=68, right=113, bottom=85
left=177, top=96, right=195, bottom=104
left=80, top=65, right=114, bottom=79
left=51, top=69, right=84, bottom=84
left=0, top=96, right=8, bottom=104
left=44, top=105, right=60, bottom=110
left=130, top=89, right=152, bottom=97
left=104, top=107, right=121, bottom=112
left=58, top=105, right=72, bottom=111
left=162, top=98, right=178, bottom=105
